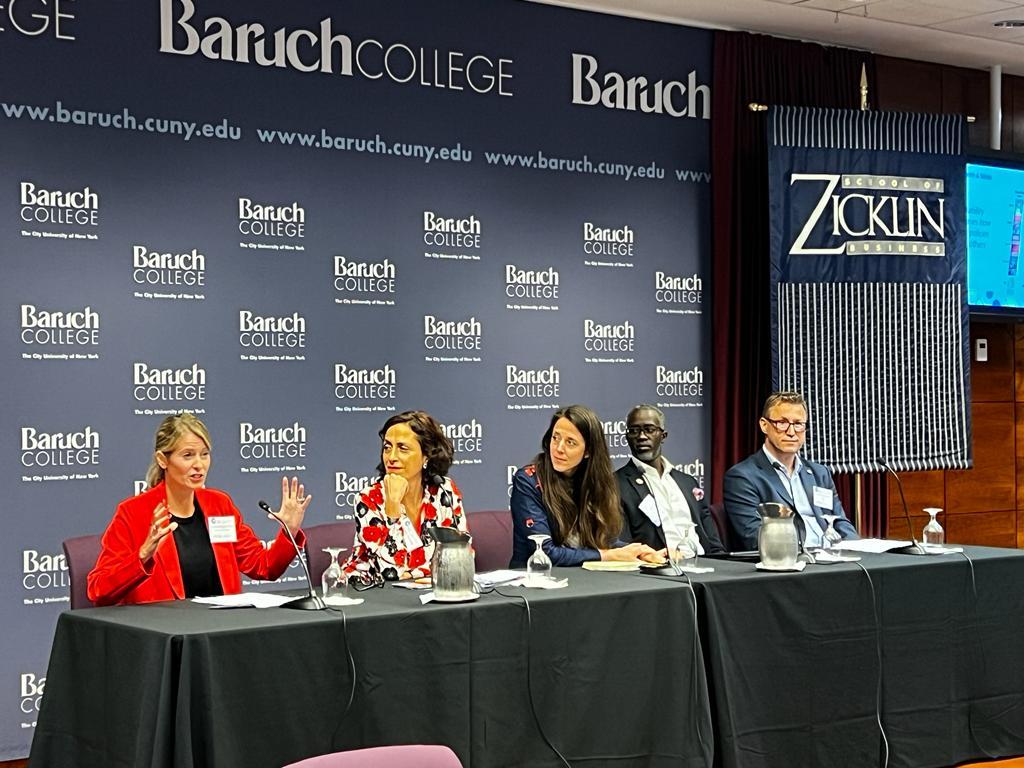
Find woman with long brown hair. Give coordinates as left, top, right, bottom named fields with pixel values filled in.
left=510, top=404, right=660, bottom=567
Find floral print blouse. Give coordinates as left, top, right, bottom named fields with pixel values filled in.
left=343, top=476, right=467, bottom=582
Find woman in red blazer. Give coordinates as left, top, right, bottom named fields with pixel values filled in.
left=87, top=412, right=311, bottom=606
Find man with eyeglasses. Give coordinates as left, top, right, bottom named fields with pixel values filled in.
left=723, top=391, right=858, bottom=551
left=616, top=404, right=725, bottom=557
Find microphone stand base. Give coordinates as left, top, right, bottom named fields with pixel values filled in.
left=281, top=594, right=327, bottom=610
left=892, top=542, right=931, bottom=556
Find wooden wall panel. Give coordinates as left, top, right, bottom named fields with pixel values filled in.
left=971, top=322, right=1014, bottom=401
left=946, top=402, right=1016, bottom=514
left=945, top=510, right=1017, bottom=547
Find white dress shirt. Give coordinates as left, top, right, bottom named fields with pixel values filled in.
left=631, top=455, right=704, bottom=556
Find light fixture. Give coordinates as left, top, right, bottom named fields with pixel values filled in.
left=993, top=19, right=1024, bottom=28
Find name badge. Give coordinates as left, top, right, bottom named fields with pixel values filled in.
left=639, top=494, right=660, bottom=525
left=812, top=486, right=834, bottom=510
left=207, top=516, right=238, bottom=544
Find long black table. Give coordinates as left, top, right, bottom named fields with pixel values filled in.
left=686, top=546, right=1024, bottom=768
left=28, top=569, right=713, bottom=768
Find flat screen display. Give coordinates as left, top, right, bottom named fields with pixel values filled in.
left=967, top=161, right=1024, bottom=312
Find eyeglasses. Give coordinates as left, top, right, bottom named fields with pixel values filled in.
left=764, top=419, right=808, bottom=433
left=625, top=425, right=663, bottom=437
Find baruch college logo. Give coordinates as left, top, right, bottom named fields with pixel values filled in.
left=423, top=210, right=481, bottom=261
left=132, top=362, right=206, bottom=413
left=20, top=672, right=45, bottom=725
left=238, top=196, right=305, bottom=250
left=602, top=419, right=629, bottom=459
left=160, top=0, right=514, bottom=96
left=333, top=255, right=396, bottom=306
left=22, top=548, right=69, bottom=603
left=334, top=470, right=378, bottom=517
left=571, top=54, right=710, bottom=120
left=505, top=364, right=560, bottom=411
left=238, top=421, right=308, bottom=474
left=506, top=464, right=518, bottom=497
left=20, top=304, right=100, bottom=359
left=583, top=319, right=635, bottom=364
left=582, top=221, right=634, bottom=268
left=655, top=364, right=704, bottom=408
left=238, top=310, right=306, bottom=361
left=423, top=315, right=482, bottom=363
left=19, top=181, right=99, bottom=239
left=681, top=458, right=706, bottom=486
left=132, top=244, right=206, bottom=301
left=443, top=418, right=483, bottom=465
left=334, top=362, right=396, bottom=412
left=788, top=174, right=946, bottom=256
left=505, top=264, right=559, bottom=311
left=20, top=425, right=99, bottom=481
left=655, top=271, right=703, bottom=315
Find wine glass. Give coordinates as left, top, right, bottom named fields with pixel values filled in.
left=321, top=547, right=348, bottom=601
left=821, top=515, right=842, bottom=552
left=526, top=534, right=553, bottom=586
left=922, top=508, right=945, bottom=547
left=677, top=521, right=700, bottom=570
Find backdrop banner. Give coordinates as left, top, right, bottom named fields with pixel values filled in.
left=768, top=106, right=970, bottom=473
left=0, top=1, right=711, bottom=757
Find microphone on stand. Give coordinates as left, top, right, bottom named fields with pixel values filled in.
left=877, top=460, right=929, bottom=556
left=259, top=500, right=326, bottom=610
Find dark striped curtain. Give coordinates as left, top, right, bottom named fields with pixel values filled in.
left=710, top=32, right=887, bottom=535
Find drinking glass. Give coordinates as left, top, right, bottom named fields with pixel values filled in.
left=677, top=521, right=700, bottom=569
left=922, top=508, right=945, bottom=546
left=321, top=547, right=348, bottom=601
left=526, top=534, right=553, bottom=586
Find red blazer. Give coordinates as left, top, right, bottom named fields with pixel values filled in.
left=87, top=483, right=305, bottom=606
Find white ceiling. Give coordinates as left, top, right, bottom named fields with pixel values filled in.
left=532, top=0, right=1024, bottom=76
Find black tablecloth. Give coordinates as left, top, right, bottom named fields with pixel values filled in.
left=688, top=547, right=1024, bottom=768
left=29, top=569, right=713, bottom=768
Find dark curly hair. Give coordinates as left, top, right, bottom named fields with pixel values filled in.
left=375, top=410, right=454, bottom=485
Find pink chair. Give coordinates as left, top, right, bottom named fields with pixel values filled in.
left=62, top=534, right=103, bottom=609
left=467, top=509, right=513, bottom=571
left=283, top=744, right=462, bottom=767
left=303, top=521, right=358, bottom=584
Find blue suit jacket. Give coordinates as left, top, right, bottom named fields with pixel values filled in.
left=723, top=449, right=858, bottom=551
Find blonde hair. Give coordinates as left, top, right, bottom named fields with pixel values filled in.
left=145, top=412, right=212, bottom=489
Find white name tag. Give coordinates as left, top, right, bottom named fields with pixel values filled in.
left=639, top=493, right=660, bottom=525
left=812, top=486, right=834, bottom=510
left=207, top=516, right=238, bottom=544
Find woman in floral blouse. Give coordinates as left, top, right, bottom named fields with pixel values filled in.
left=344, top=410, right=467, bottom=583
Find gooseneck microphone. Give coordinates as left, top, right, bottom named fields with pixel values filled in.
left=877, top=460, right=929, bottom=556
left=259, top=500, right=326, bottom=610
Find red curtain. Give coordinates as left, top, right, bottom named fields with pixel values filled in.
left=709, top=32, right=886, bottom=536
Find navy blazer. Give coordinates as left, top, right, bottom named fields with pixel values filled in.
left=616, top=461, right=725, bottom=555
left=723, top=449, right=858, bottom=551
left=509, top=465, right=603, bottom=567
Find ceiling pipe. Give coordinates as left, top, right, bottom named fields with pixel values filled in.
left=991, top=65, right=1002, bottom=150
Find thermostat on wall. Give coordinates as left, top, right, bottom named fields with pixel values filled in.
left=975, top=338, right=988, bottom=362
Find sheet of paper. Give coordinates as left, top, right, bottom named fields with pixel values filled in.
left=193, top=592, right=295, bottom=609
left=835, top=538, right=911, bottom=554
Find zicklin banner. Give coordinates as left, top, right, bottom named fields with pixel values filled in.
left=768, top=106, right=971, bottom=473
left=0, top=1, right=711, bottom=757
